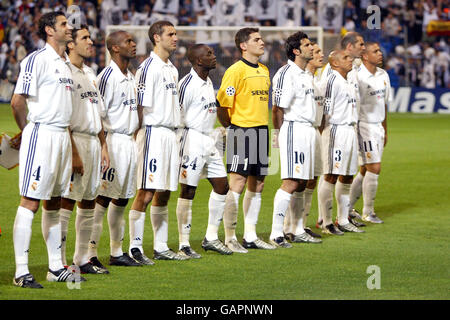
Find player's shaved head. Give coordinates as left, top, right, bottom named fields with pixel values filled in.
left=328, top=50, right=341, bottom=67
left=106, top=30, right=128, bottom=53
left=187, top=43, right=207, bottom=65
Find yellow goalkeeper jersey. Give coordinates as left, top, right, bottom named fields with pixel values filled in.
left=217, top=59, right=270, bottom=127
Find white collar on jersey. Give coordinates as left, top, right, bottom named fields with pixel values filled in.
left=189, top=67, right=211, bottom=86
left=109, top=59, right=133, bottom=82
left=150, top=51, right=175, bottom=68
left=287, top=59, right=310, bottom=75
left=359, top=62, right=384, bottom=78
left=44, top=42, right=70, bottom=62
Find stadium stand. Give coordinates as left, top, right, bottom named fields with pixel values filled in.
left=0, top=0, right=448, bottom=102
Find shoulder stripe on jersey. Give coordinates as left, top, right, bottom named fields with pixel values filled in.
left=327, top=66, right=333, bottom=76
left=178, top=74, right=193, bottom=105
left=325, top=74, right=336, bottom=99
left=274, top=64, right=291, bottom=106
left=98, top=67, right=113, bottom=98
left=22, top=123, right=40, bottom=196
left=22, top=48, right=46, bottom=94
left=137, top=58, right=153, bottom=105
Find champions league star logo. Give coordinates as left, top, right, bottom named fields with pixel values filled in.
left=23, top=72, right=32, bottom=83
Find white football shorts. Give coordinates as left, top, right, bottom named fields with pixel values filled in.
left=19, top=122, right=72, bottom=200
left=357, top=121, right=385, bottom=165
left=98, top=132, right=137, bottom=199
left=178, top=128, right=227, bottom=187
left=136, top=126, right=179, bottom=192
left=66, top=132, right=101, bottom=202
left=279, top=121, right=315, bottom=180
left=321, top=124, right=358, bottom=176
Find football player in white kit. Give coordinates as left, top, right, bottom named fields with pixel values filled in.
left=58, top=25, right=110, bottom=274
left=317, top=50, right=365, bottom=235
left=349, top=42, right=391, bottom=224
left=87, top=31, right=143, bottom=268
left=11, top=12, right=84, bottom=288
left=283, top=41, right=326, bottom=241
left=269, top=31, right=322, bottom=247
left=317, top=32, right=367, bottom=228
left=176, top=44, right=232, bottom=258
left=129, top=21, right=188, bottom=261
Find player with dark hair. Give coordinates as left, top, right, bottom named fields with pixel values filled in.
left=217, top=27, right=275, bottom=252
left=269, top=31, right=321, bottom=247
left=86, top=30, right=143, bottom=269
left=11, top=11, right=83, bottom=288
left=129, top=21, right=188, bottom=261
left=58, top=25, right=110, bottom=274
left=349, top=41, right=391, bottom=224
left=175, top=44, right=232, bottom=257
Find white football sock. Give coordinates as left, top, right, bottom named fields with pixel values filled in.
left=349, top=172, right=364, bottom=210
left=129, top=209, right=145, bottom=253
left=73, top=208, right=94, bottom=266
left=243, top=190, right=261, bottom=242
left=336, top=181, right=352, bottom=225
left=303, top=187, right=314, bottom=228
left=151, top=205, right=169, bottom=252
left=270, top=188, right=292, bottom=240
left=13, top=206, right=34, bottom=278
left=42, top=208, right=64, bottom=271
left=318, top=179, right=335, bottom=226
left=290, top=191, right=305, bottom=235
left=362, top=171, right=379, bottom=216
left=58, top=208, right=72, bottom=266
left=283, top=205, right=292, bottom=235
left=107, top=203, right=125, bottom=257
left=205, top=191, right=226, bottom=241
left=88, top=202, right=107, bottom=259
left=223, top=190, right=240, bottom=243
left=176, top=198, right=192, bottom=249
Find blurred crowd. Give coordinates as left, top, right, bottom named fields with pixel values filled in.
left=0, top=0, right=449, bottom=101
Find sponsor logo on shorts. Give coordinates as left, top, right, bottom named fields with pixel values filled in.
left=366, top=152, right=372, bottom=159
left=181, top=170, right=187, bottom=179
left=334, top=163, right=340, bottom=169
left=31, top=182, right=38, bottom=191
left=148, top=174, right=154, bottom=182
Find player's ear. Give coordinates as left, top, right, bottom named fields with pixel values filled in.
left=45, top=25, right=55, bottom=38
left=293, top=48, right=300, bottom=56
left=67, top=41, right=75, bottom=51
left=240, top=42, right=247, bottom=52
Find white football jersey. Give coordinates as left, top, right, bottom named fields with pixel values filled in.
left=69, top=63, right=103, bottom=135
left=14, top=43, right=73, bottom=127
left=313, top=75, right=324, bottom=127
left=179, top=68, right=217, bottom=134
left=136, top=51, right=181, bottom=128
left=96, top=60, right=139, bottom=135
left=272, top=59, right=316, bottom=124
left=323, top=69, right=358, bottom=126
left=357, top=63, right=392, bottom=123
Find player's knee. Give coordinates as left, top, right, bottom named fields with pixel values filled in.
left=96, top=195, right=112, bottom=207
left=366, top=163, right=381, bottom=175
left=20, top=197, right=40, bottom=213
left=324, top=174, right=338, bottom=184
left=179, top=184, right=196, bottom=200
left=306, top=178, right=317, bottom=189
left=153, top=191, right=171, bottom=206
left=111, top=198, right=128, bottom=207
left=339, top=175, right=354, bottom=184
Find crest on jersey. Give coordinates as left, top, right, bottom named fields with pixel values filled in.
left=226, top=86, right=235, bottom=96
left=23, top=72, right=32, bottom=83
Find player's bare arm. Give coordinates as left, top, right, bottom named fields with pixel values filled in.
left=97, top=128, right=110, bottom=173
left=10, top=94, right=28, bottom=149
left=69, top=130, right=84, bottom=176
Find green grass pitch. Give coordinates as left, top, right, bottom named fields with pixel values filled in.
left=0, top=104, right=449, bottom=300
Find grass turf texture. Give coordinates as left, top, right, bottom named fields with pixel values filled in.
left=0, top=104, right=449, bottom=300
